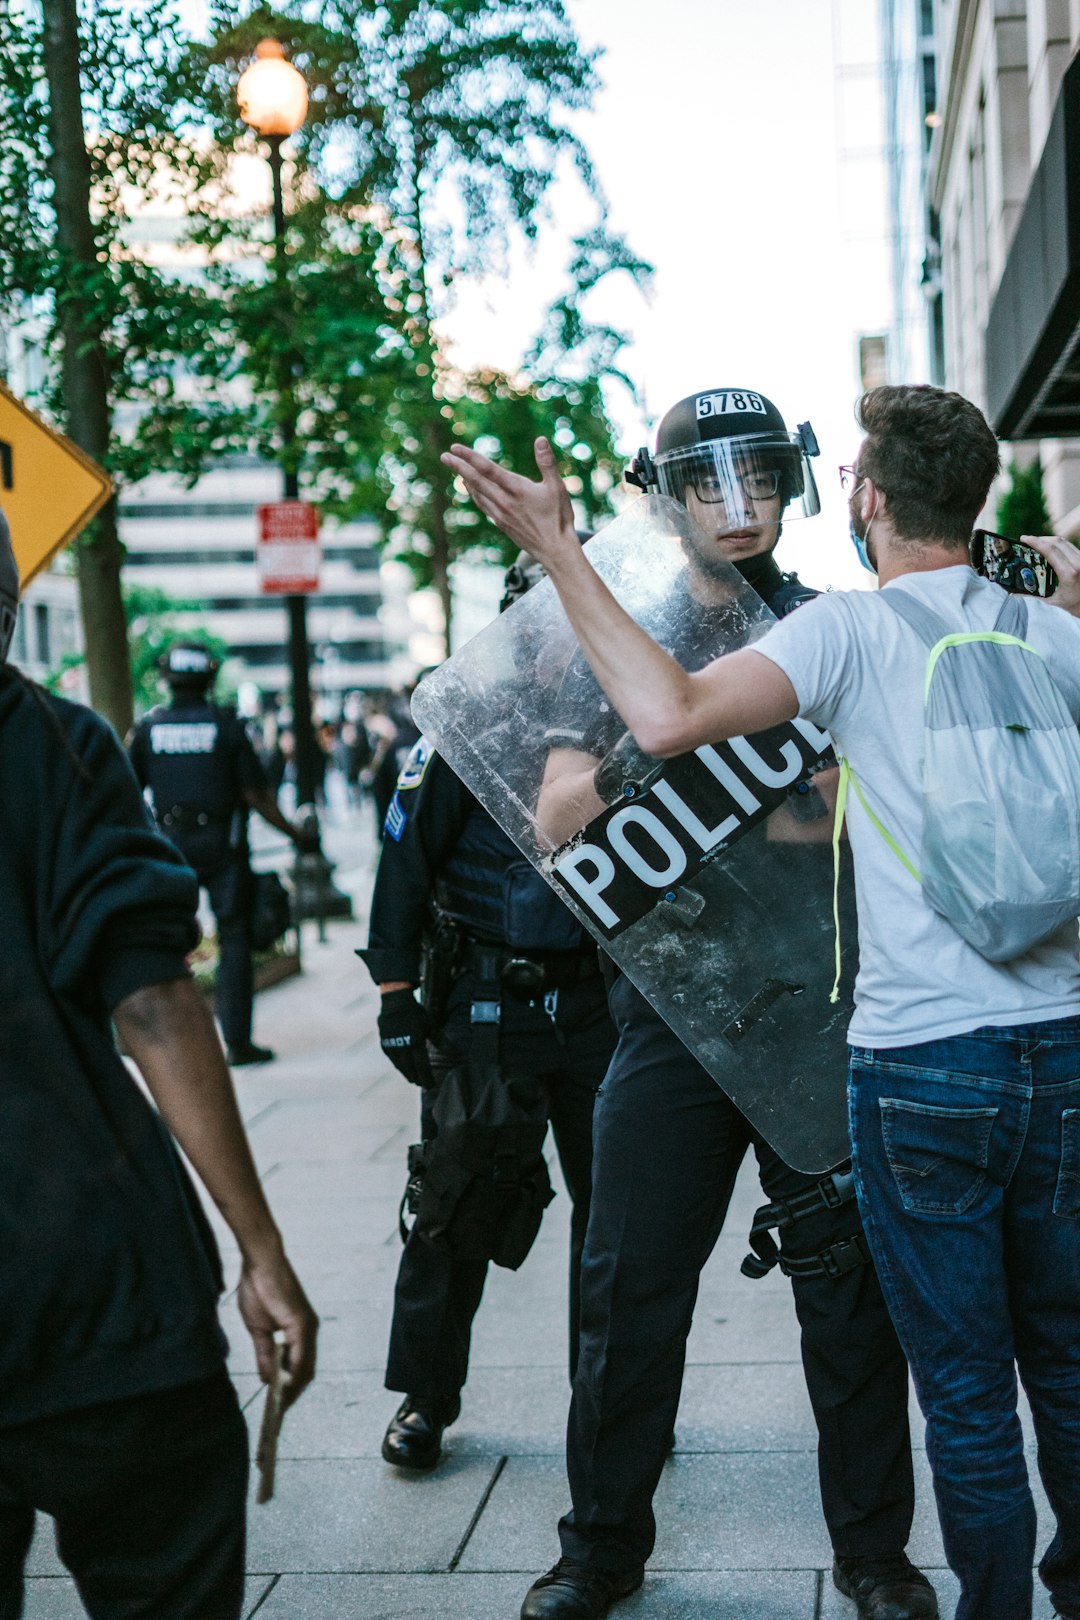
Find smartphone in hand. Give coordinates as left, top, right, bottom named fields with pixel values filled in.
left=971, top=529, right=1058, bottom=597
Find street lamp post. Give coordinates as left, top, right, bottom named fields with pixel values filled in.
left=237, top=39, right=320, bottom=810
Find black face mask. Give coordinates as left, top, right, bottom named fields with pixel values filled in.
left=730, top=548, right=784, bottom=598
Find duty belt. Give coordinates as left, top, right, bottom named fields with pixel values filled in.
left=160, top=805, right=231, bottom=833
left=741, top=1169, right=872, bottom=1283
left=464, top=940, right=601, bottom=998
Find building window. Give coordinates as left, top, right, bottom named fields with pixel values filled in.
left=858, top=334, right=889, bottom=391
left=34, top=602, right=50, bottom=667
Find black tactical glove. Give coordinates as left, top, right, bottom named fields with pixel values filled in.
left=378, top=989, right=435, bottom=1087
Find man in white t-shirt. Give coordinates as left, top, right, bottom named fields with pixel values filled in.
left=444, top=383, right=1080, bottom=1620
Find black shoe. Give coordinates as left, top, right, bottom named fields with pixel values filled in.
left=381, top=1398, right=448, bottom=1471
left=226, top=1041, right=275, bottom=1066
left=833, top=1553, right=939, bottom=1620
left=520, top=1559, right=644, bottom=1619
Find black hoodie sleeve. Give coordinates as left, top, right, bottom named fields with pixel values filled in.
left=45, top=704, right=201, bottom=1013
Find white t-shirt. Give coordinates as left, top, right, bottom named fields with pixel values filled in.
left=756, top=565, right=1080, bottom=1048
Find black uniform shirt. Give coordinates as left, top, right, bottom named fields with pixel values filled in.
left=0, top=670, right=227, bottom=1426
left=359, top=741, right=478, bottom=986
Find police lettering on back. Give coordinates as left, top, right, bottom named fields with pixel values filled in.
left=149, top=721, right=218, bottom=755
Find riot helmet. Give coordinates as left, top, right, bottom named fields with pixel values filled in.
left=0, top=509, right=18, bottom=664
left=629, top=388, right=820, bottom=536
left=160, top=641, right=219, bottom=694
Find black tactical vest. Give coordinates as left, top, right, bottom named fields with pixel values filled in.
left=436, top=801, right=586, bottom=953
left=135, top=700, right=245, bottom=873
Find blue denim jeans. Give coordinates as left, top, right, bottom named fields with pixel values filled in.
left=849, top=1017, right=1080, bottom=1620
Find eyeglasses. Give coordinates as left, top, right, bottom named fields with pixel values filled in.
left=838, top=465, right=863, bottom=495
left=692, top=468, right=782, bottom=505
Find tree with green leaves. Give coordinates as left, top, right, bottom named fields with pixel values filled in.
left=3, top=0, right=646, bottom=687
left=45, top=583, right=230, bottom=718
left=194, top=0, right=649, bottom=642
left=0, top=0, right=210, bottom=732
left=997, top=460, right=1053, bottom=540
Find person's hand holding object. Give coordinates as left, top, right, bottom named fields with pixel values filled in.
left=1024, top=533, right=1080, bottom=616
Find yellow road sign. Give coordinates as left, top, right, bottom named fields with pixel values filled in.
left=0, top=381, right=113, bottom=586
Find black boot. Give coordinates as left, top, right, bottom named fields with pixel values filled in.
left=381, top=1397, right=449, bottom=1471
left=833, top=1553, right=939, bottom=1620
left=520, top=1559, right=644, bottom=1619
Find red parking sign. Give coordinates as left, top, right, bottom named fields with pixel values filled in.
left=257, top=500, right=321, bottom=594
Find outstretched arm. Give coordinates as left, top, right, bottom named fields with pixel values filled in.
left=442, top=437, right=799, bottom=754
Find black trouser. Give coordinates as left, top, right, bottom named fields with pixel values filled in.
left=559, top=977, right=915, bottom=1573
left=385, top=973, right=617, bottom=1417
left=203, top=859, right=255, bottom=1049
left=0, top=1372, right=248, bottom=1620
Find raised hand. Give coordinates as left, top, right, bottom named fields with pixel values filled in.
left=442, top=436, right=579, bottom=568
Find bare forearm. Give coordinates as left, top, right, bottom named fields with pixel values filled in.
left=248, top=788, right=300, bottom=845
left=536, top=758, right=605, bottom=844
left=114, top=978, right=281, bottom=1262
left=542, top=546, right=702, bottom=756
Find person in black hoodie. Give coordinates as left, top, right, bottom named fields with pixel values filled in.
left=0, top=514, right=316, bottom=1620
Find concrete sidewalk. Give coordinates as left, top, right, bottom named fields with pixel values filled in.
left=23, top=807, right=1054, bottom=1618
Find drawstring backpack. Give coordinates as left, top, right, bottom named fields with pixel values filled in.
left=831, top=589, right=1080, bottom=998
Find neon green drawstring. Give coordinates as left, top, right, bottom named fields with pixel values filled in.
left=830, top=762, right=850, bottom=1004
left=830, top=759, right=921, bottom=1003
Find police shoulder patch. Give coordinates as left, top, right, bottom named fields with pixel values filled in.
left=397, top=737, right=433, bottom=791
left=384, top=792, right=408, bottom=842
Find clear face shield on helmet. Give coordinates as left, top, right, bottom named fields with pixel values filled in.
left=653, top=432, right=821, bottom=535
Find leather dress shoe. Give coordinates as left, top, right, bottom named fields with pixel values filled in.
left=833, top=1553, right=938, bottom=1620
left=520, top=1558, right=644, bottom=1619
left=381, top=1398, right=448, bottom=1471
left=226, top=1041, right=275, bottom=1066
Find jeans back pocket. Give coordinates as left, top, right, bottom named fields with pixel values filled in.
left=879, top=1098, right=998, bottom=1216
left=1054, top=1109, right=1080, bottom=1218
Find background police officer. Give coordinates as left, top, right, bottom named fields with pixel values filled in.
left=442, top=393, right=936, bottom=1620
left=358, top=568, right=617, bottom=1473
left=129, top=643, right=314, bottom=1067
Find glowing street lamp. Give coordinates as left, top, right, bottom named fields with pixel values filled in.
left=236, top=41, right=320, bottom=810
left=237, top=39, right=308, bottom=139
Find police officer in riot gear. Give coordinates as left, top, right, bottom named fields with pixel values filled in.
left=358, top=571, right=617, bottom=1474
left=129, top=643, right=315, bottom=1067
left=443, top=390, right=937, bottom=1620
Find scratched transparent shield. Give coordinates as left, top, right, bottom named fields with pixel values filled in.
left=412, top=494, right=856, bottom=1173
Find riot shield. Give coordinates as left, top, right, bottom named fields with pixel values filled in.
left=412, top=495, right=856, bottom=1173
